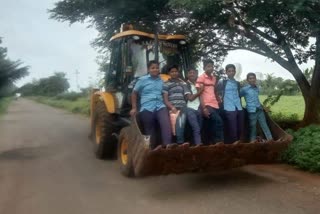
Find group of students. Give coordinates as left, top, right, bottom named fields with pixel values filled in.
left=130, top=59, right=273, bottom=150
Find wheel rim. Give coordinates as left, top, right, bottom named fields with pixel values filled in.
left=95, top=120, right=101, bottom=145
left=121, top=138, right=128, bottom=165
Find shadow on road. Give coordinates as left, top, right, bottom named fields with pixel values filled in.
left=0, top=146, right=46, bottom=160
left=146, top=169, right=273, bottom=200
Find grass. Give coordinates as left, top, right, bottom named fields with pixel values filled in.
left=260, top=95, right=304, bottom=120
left=0, top=97, right=13, bottom=116
left=32, top=96, right=90, bottom=116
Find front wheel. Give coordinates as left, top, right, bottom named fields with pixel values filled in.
left=118, top=128, right=135, bottom=177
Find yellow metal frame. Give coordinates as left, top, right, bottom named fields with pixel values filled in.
left=110, top=30, right=186, bottom=41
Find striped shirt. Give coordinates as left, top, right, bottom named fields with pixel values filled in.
left=163, top=79, right=190, bottom=108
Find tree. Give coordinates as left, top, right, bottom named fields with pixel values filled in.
left=50, top=0, right=320, bottom=125
left=170, top=0, right=320, bottom=125
left=0, top=38, right=29, bottom=96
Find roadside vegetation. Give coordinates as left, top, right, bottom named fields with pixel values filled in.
left=32, top=95, right=90, bottom=116
left=0, top=97, right=13, bottom=116
left=283, top=125, right=320, bottom=173
left=0, top=38, right=28, bottom=117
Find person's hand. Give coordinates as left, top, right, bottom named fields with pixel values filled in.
left=130, top=108, right=137, bottom=117
left=171, top=107, right=178, bottom=114
left=198, top=86, right=204, bottom=93
left=263, top=106, right=271, bottom=112
left=202, top=107, right=210, bottom=118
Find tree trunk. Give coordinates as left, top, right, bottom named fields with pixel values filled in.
left=302, top=95, right=320, bottom=126
left=301, top=31, right=320, bottom=126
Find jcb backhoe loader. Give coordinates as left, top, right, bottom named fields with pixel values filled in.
left=90, top=27, right=292, bottom=177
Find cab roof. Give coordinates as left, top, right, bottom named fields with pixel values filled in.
left=110, top=30, right=186, bottom=41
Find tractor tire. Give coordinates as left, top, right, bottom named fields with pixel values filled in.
left=118, top=128, right=135, bottom=177
left=92, top=101, right=117, bottom=159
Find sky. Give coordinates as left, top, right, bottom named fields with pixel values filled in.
left=0, top=0, right=315, bottom=91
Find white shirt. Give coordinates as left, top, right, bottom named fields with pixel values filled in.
left=187, top=81, right=200, bottom=110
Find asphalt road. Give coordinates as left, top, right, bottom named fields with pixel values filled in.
left=0, top=99, right=320, bottom=214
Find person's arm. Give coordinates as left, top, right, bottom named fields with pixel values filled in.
left=214, top=84, right=222, bottom=104
left=197, top=84, right=210, bottom=118
left=187, top=86, right=203, bottom=101
left=196, top=75, right=209, bottom=117
left=130, top=79, right=142, bottom=116
left=215, top=79, right=224, bottom=104
left=239, top=87, right=245, bottom=97
left=130, top=91, right=138, bottom=116
left=163, top=93, right=177, bottom=113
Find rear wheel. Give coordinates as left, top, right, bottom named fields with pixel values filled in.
left=92, top=101, right=117, bottom=159
left=118, top=128, right=135, bottom=177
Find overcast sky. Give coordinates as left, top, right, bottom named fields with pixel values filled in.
left=0, top=0, right=314, bottom=91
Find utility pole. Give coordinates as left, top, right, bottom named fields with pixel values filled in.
left=75, top=69, right=80, bottom=91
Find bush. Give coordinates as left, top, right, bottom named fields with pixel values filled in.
left=282, top=125, right=320, bottom=172
left=32, top=96, right=90, bottom=116
left=0, top=97, right=12, bottom=116
left=269, top=112, right=300, bottom=129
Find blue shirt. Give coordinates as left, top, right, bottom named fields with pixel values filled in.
left=240, top=85, right=262, bottom=113
left=133, top=74, right=165, bottom=112
left=221, top=79, right=242, bottom=111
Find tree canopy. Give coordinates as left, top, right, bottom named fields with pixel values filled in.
left=49, top=0, right=179, bottom=52
left=50, top=0, right=320, bottom=125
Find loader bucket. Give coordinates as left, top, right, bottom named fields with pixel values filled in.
left=118, top=113, right=292, bottom=177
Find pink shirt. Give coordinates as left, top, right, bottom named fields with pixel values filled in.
left=196, top=73, right=219, bottom=109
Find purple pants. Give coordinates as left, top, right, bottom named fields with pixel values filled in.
left=224, top=110, right=244, bottom=144
left=139, top=108, right=172, bottom=148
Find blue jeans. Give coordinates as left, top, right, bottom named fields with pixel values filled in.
left=206, top=106, right=224, bottom=143
left=186, top=108, right=202, bottom=145
left=248, top=108, right=272, bottom=141
left=175, top=108, right=187, bottom=144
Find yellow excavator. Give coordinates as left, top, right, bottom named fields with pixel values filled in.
left=90, top=26, right=292, bottom=177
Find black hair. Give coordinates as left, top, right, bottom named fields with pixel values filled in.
left=225, top=64, right=236, bottom=71
left=203, top=59, right=214, bottom=68
left=247, top=72, right=256, bottom=79
left=147, top=60, right=159, bottom=68
left=187, top=67, right=197, bottom=73
left=167, top=64, right=179, bottom=73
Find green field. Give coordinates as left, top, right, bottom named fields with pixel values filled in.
left=259, top=95, right=304, bottom=120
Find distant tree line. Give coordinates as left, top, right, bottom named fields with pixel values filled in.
left=18, top=72, right=70, bottom=96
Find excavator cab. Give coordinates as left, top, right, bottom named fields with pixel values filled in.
left=90, top=28, right=292, bottom=177
left=104, top=30, right=191, bottom=116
